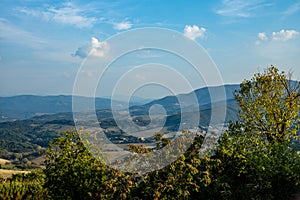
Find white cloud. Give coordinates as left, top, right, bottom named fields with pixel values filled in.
left=73, top=37, right=109, bottom=58
left=272, top=29, right=299, bottom=41
left=258, top=32, right=268, bottom=41
left=256, top=29, right=299, bottom=44
left=215, top=0, right=273, bottom=17
left=113, top=21, right=132, bottom=30
left=90, top=37, right=109, bottom=57
left=256, top=32, right=268, bottom=44
left=183, top=25, right=206, bottom=40
left=18, top=3, right=96, bottom=29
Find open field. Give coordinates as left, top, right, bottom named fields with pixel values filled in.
left=31, top=156, right=46, bottom=166
left=0, top=169, right=29, bottom=179
left=0, top=158, right=11, bottom=165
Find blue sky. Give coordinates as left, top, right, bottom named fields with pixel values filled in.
left=0, top=0, right=300, bottom=98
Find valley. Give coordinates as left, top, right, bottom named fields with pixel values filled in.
left=0, top=84, right=239, bottom=171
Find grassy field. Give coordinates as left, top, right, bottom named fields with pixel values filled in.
left=0, top=158, right=30, bottom=179
left=0, top=158, right=11, bottom=165
left=0, top=169, right=29, bottom=179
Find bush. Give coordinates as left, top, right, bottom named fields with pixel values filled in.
left=0, top=171, right=45, bottom=200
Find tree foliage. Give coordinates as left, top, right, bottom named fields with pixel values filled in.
left=214, top=66, right=300, bottom=199
left=235, top=65, right=300, bottom=142
left=0, top=171, right=45, bottom=200
left=43, top=131, right=110, bottom=199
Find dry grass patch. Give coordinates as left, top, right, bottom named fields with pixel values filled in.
left=0, top=158, right=11, bottom=165
left=0, top=169, right=29, bottom=179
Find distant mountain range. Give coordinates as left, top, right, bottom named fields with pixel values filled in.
left=0, top=84, right=241, bottom=162
left=0, top=84, right=241, bottom=137
left=130, top=84, right=239, bottom=115
left=0, top=84, right=240, bottom=122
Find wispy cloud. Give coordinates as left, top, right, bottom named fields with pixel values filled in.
left=113, top=21, right=132, bottom=30
left=135, top=50, right=163, bottom=59
left=17, top=2, right=135, bottom=31
left=256, top=29, right=299, bottom=44
left=183, top=25, right=206, bottom=40
left=283, top=1, right=300, bottom=16
left=215, top=0, right=274, bottom=17
left=17, top=2, right=96, bottom=29
left=73, top=37, right=109, bottom=58
left=0, top=18, right=46, bottom=49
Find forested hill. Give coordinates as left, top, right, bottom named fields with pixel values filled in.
left=0, top=84, right=240, bottom=122
left=0, top=95, right=127, bottom=122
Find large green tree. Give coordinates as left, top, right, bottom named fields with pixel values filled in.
left=43, top=131, right=136, bottom=200
left=44, top=131, right=110, bottom=199
left=235, top=65, right=300, bottom=142
left=214, top=66, right=300, bottom=199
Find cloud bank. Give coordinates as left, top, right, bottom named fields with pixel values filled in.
left=256, top=29, right=299, bottom=44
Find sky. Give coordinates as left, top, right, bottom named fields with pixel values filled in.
left=0, top=0, right=300, bottom=98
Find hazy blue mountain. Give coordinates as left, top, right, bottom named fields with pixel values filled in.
left=0, top=95, right=127, bottom=122
left=105, top=95, right=154, bottom=105
left=129, top=84, right=240, bottom=116
left=0, top=84, right=240, bottom=122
